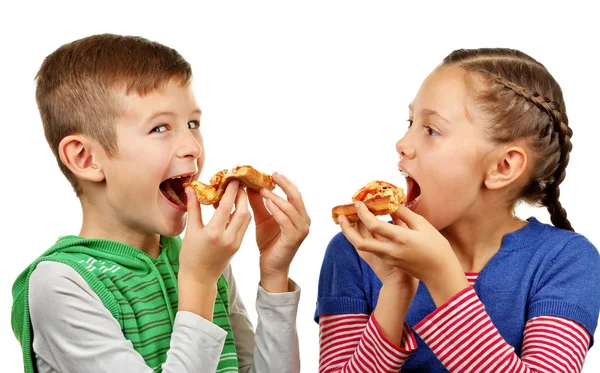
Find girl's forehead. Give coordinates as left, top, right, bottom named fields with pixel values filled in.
left=411, top=67, right=474, bottom=123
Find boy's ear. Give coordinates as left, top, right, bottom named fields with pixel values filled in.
left=484, top=146, right=528, bottom=190
left=58, top=135, right=106, bottom=183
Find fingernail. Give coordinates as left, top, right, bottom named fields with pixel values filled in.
left=337, top=216, right=343, bottom=224
left=354, top=201, right=360, bottom=208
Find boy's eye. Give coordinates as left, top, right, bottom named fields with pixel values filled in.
left=424, top=125, right=440, bottom=136
left=152, top=125, right=168, bottom=133
left=407, top=119, right=413, bottom=128
left=188, top=120, right=200, bottom=129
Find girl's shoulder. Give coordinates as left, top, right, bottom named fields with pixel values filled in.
left=505, top=217, right=597, bottom=259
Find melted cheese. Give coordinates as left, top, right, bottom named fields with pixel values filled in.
left=352, top=181, right=405, bottom=205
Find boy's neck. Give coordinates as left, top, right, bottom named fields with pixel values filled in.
left=79, top=202, right=162, bottom=258
left=441, top=209, right=527, bottom=273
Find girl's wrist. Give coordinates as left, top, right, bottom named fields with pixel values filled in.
left=423, top=264, right=470, bottom=307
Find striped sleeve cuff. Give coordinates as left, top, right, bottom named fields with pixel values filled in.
left=365, top=314, right=416, bottom=370
left=413, top=286, right=515, bottom=372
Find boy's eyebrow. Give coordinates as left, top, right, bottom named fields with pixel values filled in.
left=147, top=109, right=202, bottom=121
left=408, top=104, right=450, bottom=123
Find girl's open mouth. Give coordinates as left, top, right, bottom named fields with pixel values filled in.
left=404, top=176, right=421, bottom=210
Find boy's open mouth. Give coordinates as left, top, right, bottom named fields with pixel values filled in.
left=404, top=176, right=421, bottom=210
left=160, top=175, right=192, bottom=207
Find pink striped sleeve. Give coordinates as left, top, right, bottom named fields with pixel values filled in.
left=319, top=313, right=417, bottom=372
left=521, top=315, right=590, bottom=372
left=413, top=286, right=591, bottom=373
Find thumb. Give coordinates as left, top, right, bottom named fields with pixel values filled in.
left=391, top=205, right=421, bottom=229
left=185, top=187, right=204, bottom=227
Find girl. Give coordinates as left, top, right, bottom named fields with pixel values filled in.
left=315, top=48, right=600, bottom=372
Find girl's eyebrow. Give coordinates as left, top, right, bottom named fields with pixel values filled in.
left=408, top=104, right=450, bottom=123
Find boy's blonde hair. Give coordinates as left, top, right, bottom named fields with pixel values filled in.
left=442, top=49, right=573, bottom=231
left=35, top=33, right=193, bottom=196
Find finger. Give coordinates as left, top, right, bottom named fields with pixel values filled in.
left=234, top=214, right=252, bottom=249
left=340, top=215, right=399, bottom=257
left=185, top=187, right=204, bottom=228
left=354, top=238, right=401, bottom=259
left=261, top=188, right=306, bottom=232
left=358, top=219, right=391, bottom=243
left=269, top=173, right=310, bottom=225
left=355, top=201, right=405, bottom=241
left=392, top=204, right=423, bottom=229
left=338, top=215, right=371, bottom=250
left=391, top=214, right=408, bottom=229
left=265, top=198, right=294, bottom=232
left=226, top=187, right=252, bottom=234
left=357, top=221, right=374, bottom=240
left=210, top=180, right=240, bottom=229
left=247, top=188, right=271, bottom=224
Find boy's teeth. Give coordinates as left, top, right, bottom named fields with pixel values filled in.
left=400, top=171, right=408, bottom=177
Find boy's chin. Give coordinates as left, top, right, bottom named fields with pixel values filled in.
left=159, top=219, right=187, bottom=238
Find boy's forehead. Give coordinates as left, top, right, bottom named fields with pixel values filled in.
left=116, top=81, right=201, bottom=121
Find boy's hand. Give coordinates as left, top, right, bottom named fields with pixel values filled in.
left=248, top=173, right=310, bottom=293
left=178, top=180, right=252, bottom=319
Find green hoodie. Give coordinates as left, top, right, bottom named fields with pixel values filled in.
left=11, top=235, right=238, bottom=372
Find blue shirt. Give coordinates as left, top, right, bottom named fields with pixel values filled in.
left=315, top=217, right=600, bottom=372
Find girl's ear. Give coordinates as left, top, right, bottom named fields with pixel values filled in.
left=484, top=146, right=528, bottom=190
left=58, top=135, right=106, bottom=183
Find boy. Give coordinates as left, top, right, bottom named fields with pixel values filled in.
left=11, top=33, right=310, bottom=373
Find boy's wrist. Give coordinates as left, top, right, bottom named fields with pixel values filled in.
left=260, top=272, right=290, bottom=293
left=178, top=274, right=218, bottom=321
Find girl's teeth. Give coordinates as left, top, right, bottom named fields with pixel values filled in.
left=400, top=171, right=408, bottom=177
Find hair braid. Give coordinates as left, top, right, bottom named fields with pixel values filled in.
left=490, top=75, right=574, bottom=231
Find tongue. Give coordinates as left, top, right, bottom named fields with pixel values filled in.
left=161, top=180, right=186, bottom=206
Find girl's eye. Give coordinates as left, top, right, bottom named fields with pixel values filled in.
left=151, top=125, right=168, bottom=133
left=407, top=119, right=413, bottom=128
left=188, top=120, right=200, bottom=129
left=424, top=125, right=440, bottom=136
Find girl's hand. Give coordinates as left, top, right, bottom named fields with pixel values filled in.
left=343, top=217, right=418, bottom=290
left=248, top=173, right=310, bottom=293
left=338, top=202, right=468, bottom=306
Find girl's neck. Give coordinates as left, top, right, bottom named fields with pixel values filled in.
left=441, top=210, right=527, bottom=273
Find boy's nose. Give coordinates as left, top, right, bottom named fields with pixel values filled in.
left=176, top=132, right=203, bottom=160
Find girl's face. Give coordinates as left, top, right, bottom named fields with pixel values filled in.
left=397, top=66, right=496, bottom=230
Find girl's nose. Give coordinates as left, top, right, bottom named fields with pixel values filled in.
left=396, top=137, right=416, bottom=159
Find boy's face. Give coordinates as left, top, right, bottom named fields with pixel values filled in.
left=99, top=79, right=204, bottom=237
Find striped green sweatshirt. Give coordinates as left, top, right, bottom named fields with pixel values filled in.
left=11, top=235, right=238, bottom=372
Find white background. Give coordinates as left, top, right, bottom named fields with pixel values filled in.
left=1, top=1, right=599, bottom=372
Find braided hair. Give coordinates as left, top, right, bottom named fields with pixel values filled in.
left=443, top=48, right=574, bottom=231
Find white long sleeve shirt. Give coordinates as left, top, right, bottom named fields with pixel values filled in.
left=28, top=262, right=301, bottom=373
